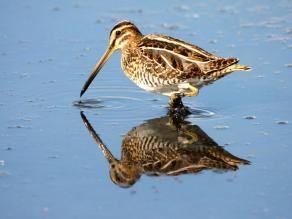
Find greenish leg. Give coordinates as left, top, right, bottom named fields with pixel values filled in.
left=169, top=94, right=184, bottom=109
left=168, top=83, right=199, bottom=116
left=168, top=94, right=191, bottom=117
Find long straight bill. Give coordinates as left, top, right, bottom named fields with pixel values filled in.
left=80, top=46, right=114, bottom=97
left=80, top=111, right=116, bottom=163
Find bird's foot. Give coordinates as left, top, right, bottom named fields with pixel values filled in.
left=169, top=94, right=184, bottom=108
left=168, top=107, right=191, bottom=118
left=168, top=94, right=191, bottom=117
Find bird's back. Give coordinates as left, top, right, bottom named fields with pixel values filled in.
left=121, top=34, right=249, bottom=92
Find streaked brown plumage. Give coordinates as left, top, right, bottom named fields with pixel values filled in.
left=80, top=21, right=251, bottom=110
left=81, top=112, right=250, bottom=188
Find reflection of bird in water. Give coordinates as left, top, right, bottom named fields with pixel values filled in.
left=80, top=21, right=251, bottom=112
left=81, top=112, right=250, bottom=188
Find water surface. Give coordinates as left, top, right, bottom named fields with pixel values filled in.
left=1, top=0, right=292, bottom=219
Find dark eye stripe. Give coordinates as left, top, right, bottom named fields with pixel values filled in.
left=110, top=24, right=133, bottom=36
left=115, top=34, right=131, bottom=47
left=110, top=23, right=141, bottom=37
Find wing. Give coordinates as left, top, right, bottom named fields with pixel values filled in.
left=141, top=34, right=221, bottom=62
left=138, top=36, right=210, bottom=81
left=138, top=35, right=239, bottom=80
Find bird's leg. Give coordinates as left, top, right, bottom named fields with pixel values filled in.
left=167, top=110, right=185, bottom=130
left=169, top=93, right=184, bottom=109
left=168, top=83, right=199, bottom=115
left=168, top=94, right=190, bottom=116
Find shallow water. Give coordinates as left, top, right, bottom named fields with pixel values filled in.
left=1, top=0, right=292, bottom=218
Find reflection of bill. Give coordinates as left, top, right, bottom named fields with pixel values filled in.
left=81, top=112, right=250, bottom=188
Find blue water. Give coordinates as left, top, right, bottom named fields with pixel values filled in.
left=1, top=0, right=292, bottom=218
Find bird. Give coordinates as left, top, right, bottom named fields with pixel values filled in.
left=81, top=111, right=250, bottom=188
left=80, top=20, right=251, bottom=111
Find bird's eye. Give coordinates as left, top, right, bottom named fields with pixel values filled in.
left=116, top=30, right=121, bottom=36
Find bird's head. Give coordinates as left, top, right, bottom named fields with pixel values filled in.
left=109, top=161, right=141, bottom=188
left=80, top=21, right=142, bottom=97
left=109, top=20, right=142, bottom=50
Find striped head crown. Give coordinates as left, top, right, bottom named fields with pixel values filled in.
left=109, top=20, right=142, bottom=49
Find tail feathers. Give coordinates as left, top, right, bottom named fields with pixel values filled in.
left=201, top=57, right=239, bottom=73
left=207, top=61, right=252, bottom=80
left=232, top=64, right=252, bottom=71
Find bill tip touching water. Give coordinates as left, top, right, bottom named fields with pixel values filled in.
left=80, top=20, right=251, bottom=112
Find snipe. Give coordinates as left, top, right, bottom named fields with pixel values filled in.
left=81, top=112, right=250, bottom=188
left=80, top=21, right=251, bottom=111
